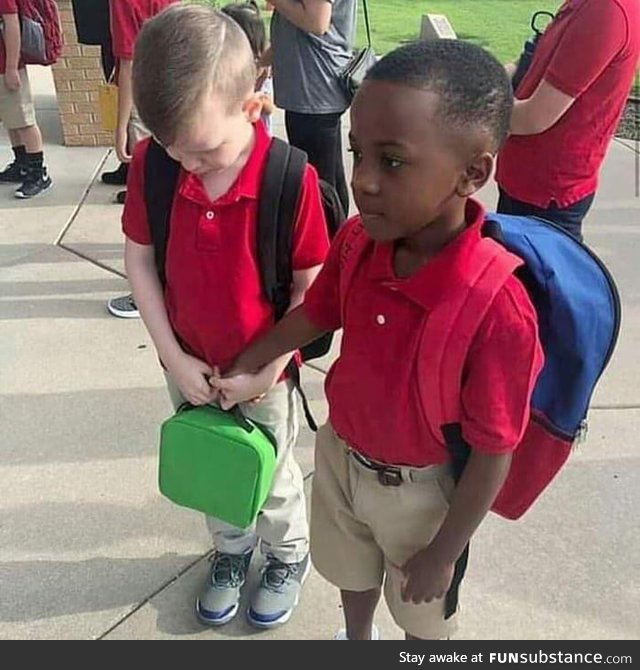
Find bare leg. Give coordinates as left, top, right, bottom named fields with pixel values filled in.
left=341, top=588, right=381, bottom=640
left=8, top=128, right=22, bottom=146
left=18, top=125, right=43, bottom=153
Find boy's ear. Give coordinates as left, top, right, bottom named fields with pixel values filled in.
left=457, top=152, right=494, bottom=198
left=242, top=94, right=263, bottom=124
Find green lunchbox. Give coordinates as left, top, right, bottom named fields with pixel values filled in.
left=158, top=404, right=277, bottom=529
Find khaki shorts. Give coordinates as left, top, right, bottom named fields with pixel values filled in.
left=310, top=422, right=458, bottom=639
left=0, top=69, right=36, bottom=130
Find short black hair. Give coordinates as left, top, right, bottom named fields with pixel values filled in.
left=221, top=1, right=266, bottom=61
left=365, top=40, right=513, bottom=151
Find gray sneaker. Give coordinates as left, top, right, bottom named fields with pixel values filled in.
left=106, top=294, right=139, bottom=319
left=196, top=551, right=253, bottom=626
left=247, top=554, right=310, bottom=628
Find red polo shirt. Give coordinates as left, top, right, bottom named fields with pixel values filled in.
left=109, top=0, right=178, bottom=60
left=304, top=199, right=544, bottom=467
left=123, top=122, right=330, bottom=371
left=0, top=0, right=22, bottom=75
left=497, top=0, right=640, bottom=209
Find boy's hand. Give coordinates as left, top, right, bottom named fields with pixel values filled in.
left=400, top=546, right=455, bottom=604
left=4, top=69, right=21, bottom=92
left=211, top=366, right=277, bottom=410
left=165, top=352, right=218, bottom=406
left=115, top=126, right=132, bottom=164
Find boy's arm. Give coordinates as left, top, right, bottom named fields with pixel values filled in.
left=115, top=59, right=133, bottom=162
left=215, top=268, right=327, bottom=409
left=401, top=451, right=511, bottom=604
left=270, top=0, right=332, bottom=36
left=2, top=12, right=21, bottom=91
left=402, top=277, right=544, bottom=603
left=125, top=238, right=216, bottom=406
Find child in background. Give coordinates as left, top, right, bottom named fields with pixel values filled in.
left=221, top=1, right=274, bottom=133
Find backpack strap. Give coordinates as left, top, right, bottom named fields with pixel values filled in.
left=257, top=138, right=319, bottom=429
left=419, top=236, right=522, bottom=453
left=144, top=139, right=181, bottom=288
left=417, top=233, right=521, bottom=620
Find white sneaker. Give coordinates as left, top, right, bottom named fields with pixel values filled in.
left=334, top=624, right=380, bottom=640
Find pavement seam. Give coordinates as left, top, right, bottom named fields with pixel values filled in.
left=53, top=149, right=129, bottom=279
left=95, top=552, right=212, bottom=640
left=57, top=242, right=127, bottom=279
left=54, top=149, right=112, bottom=247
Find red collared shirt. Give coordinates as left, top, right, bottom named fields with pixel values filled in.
left=123, top=122, right=330, bottom=371
left=497, top=0, right=640, bottom=209
left=0, top=0, right=22, bottom=75
left=109, top=0, right=177, bottom=60
left=304, top=199, right=544, bottom=467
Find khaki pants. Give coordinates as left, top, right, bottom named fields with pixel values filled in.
left=128, top=106, right=148, bottom=149
left=0, top=69, right=36, bottom=130
left=310, top=422, right=458, bottom=639
left=165, top=375, right=309, bottom=563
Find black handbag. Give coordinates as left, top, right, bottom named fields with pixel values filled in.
left=339, top=0, right=376, bottom=103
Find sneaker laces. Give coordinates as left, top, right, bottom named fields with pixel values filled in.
left=209, top=553, right=248, bottom=589
left=261, top=557, right=299, bottom=593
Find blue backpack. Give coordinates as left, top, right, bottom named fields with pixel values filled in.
left=417, top=213, right=621, bottom=519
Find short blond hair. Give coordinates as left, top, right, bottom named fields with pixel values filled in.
left=133, top=4, right=257, bottom=146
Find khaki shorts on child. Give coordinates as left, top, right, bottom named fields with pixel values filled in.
left=310, top=422, right=458, bottom=639
left=0, top=69, right=36, bottom=130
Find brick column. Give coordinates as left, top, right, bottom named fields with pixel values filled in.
left=51, top=0, right=112, bottom=147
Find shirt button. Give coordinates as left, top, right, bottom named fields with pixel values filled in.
left=205, top=211, right=215, bottom=220
left=376, top=314, right=386, bottom=325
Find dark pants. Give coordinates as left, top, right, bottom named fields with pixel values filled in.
left=285, top=111, right=349, bottom=216
left=71, top=0, right=114, bottom=80
left=497, top=189, right=595, bottom=241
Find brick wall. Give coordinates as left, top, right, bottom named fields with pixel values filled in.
left=52, top=0, right=112, bottom=147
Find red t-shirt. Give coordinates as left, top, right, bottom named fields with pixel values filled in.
left=109, top=0, right=177, bottom=60
left=304, top=199, right=544, bottom=467
left=0, top=0, right=22, bottom=75
left=123, top=122, right=330, bottom=371
left=497, top=0, right=640, bottom=209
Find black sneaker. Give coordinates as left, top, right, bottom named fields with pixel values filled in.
left=15, top=167, right=53, bottom=199
left=0, top=160, right=28, bottom=184
left=101, top=163, right=129, bottom=186
left=115, top=190, right=127, bottom=205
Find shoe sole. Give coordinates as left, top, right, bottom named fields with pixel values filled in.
left=195, top=599, right=239, bottom=627
left=106, top=304, right=140, bottom=319
left=14, top=181, right=53, bottom=200
left=246, top=559, right=312, bottom=630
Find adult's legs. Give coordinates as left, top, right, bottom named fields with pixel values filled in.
left=285, top=111, right=349, bottom=215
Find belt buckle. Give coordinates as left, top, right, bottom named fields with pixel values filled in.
left=378, top=467, right=402, bottom=487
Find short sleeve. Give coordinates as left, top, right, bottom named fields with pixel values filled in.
left=0, top=1, right=18, bottom=15
left=122, top=139, right=153, bottom=245
left=461, top=276, right=544, bottom=454
left=303, top=220, right=358, bottom=331
left=109, top=0, right=140, bottom=60
left=545, top=0, right=628, bottom=98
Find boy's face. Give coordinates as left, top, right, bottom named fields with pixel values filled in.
left=166, top=90, right=261, bottom=178
left=349, top=80, right=493, bottom=243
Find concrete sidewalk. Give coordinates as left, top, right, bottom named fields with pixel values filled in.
left=1, top=67, right=639, bottom=640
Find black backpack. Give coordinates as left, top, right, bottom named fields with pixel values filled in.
left=144, top=137, right=346, bottom=430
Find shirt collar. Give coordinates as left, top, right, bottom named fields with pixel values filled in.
left=179, top=120, right=271, bottom=207
left=366, top=198, right=487, bottom=311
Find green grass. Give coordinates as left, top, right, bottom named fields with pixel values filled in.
left=194, top=0, right=558, bottom=63
left=361, top=0, right=558, bottom=62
